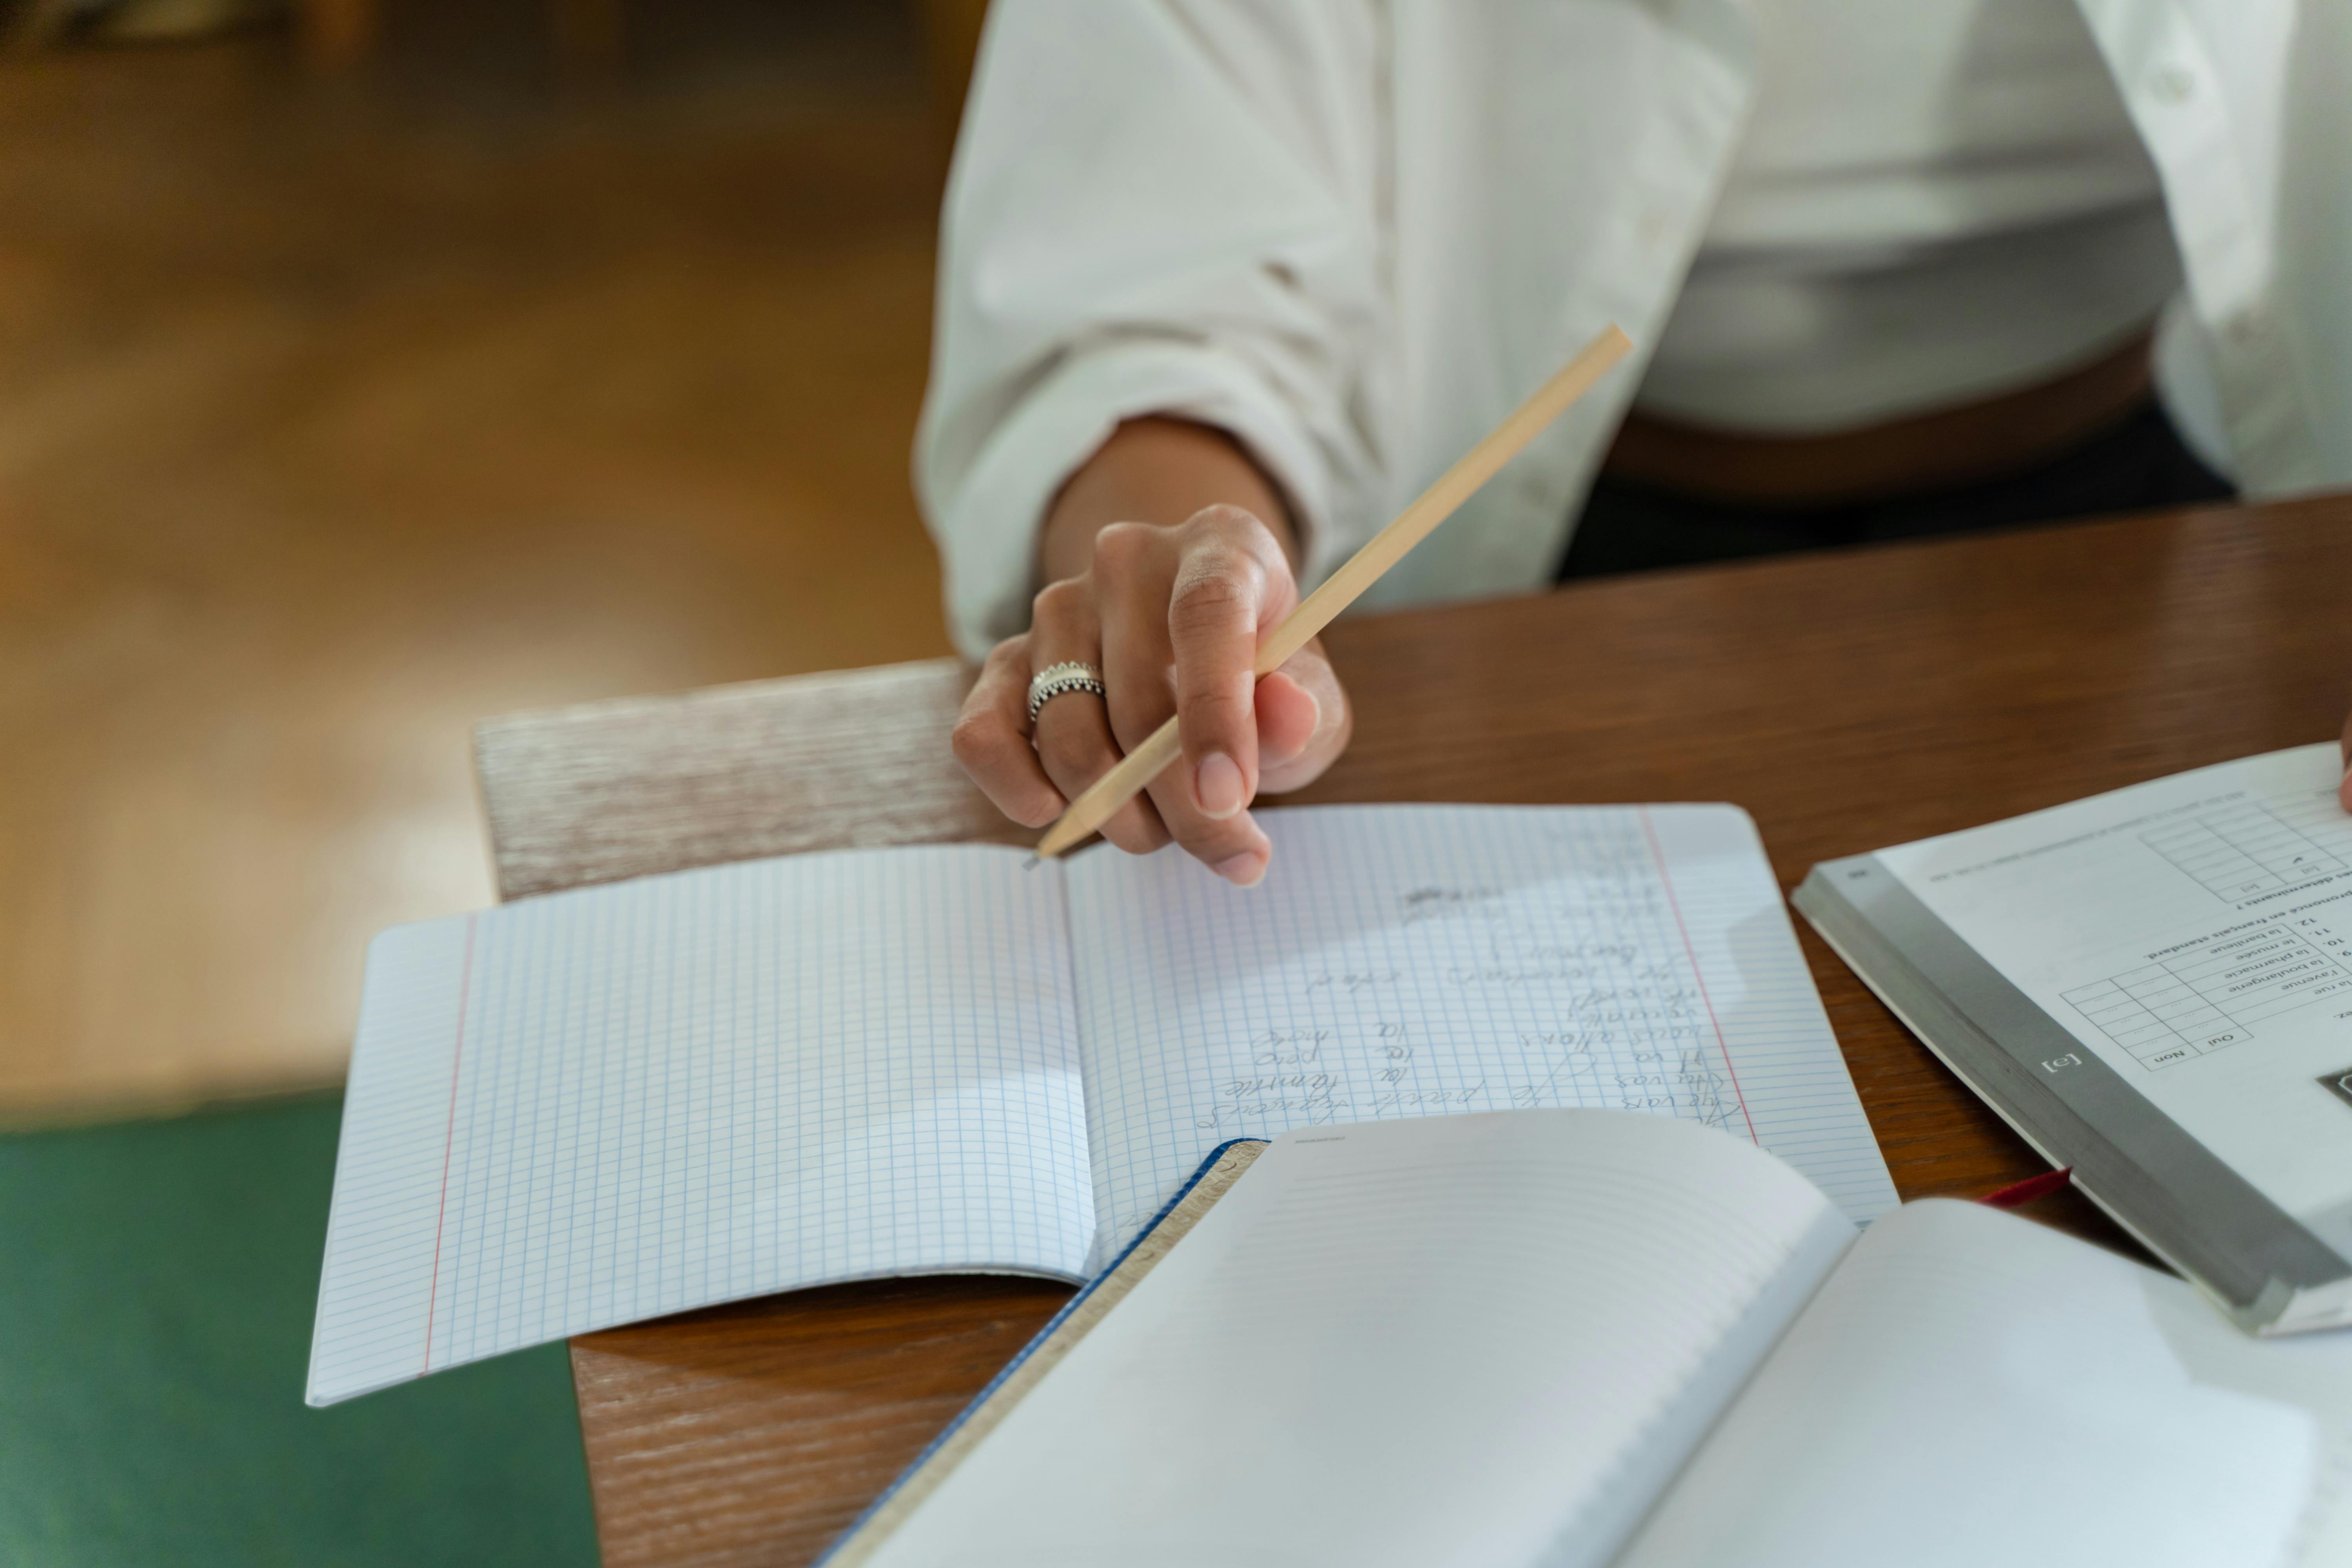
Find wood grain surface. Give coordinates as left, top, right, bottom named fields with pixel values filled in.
left=0, top=29, right=955, bottom=1122
left=476, top=498, right=2352, bottom=1568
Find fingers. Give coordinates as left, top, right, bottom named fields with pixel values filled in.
left=1027, top=577, right=1169, bottom=855
left=2339, top=706, right=2351, bottom=812
left=950, top=502, right=1335, bottom=883
left=951, top=637, right=1065, bottom=829
left=1167, top=515, right=1284, bottom=813
left=1103, top=511, right=1283, bottom=883
left=1100, top=591, right=1270, bottom=881
left=1255, top=638, right=1354, bottom=795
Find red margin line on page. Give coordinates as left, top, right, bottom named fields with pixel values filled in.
left=419, top=911, right=479, bottom=1378
left=1637, top=806, right=1759, bottom=1145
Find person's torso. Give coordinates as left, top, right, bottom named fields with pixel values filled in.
left=1635, top=0, right=2180, bottom=435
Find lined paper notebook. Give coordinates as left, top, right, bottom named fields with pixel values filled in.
left=308, top=802, right=1895, bottom=1405
left=835, top=1116, right=2346, bottom=1568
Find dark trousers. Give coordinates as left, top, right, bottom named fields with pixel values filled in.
left=1557, top=403, right=2234, bottom=581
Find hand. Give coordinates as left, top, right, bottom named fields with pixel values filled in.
left=2341, top=706, right=2351, bottom=812
left=955, top=505, right=1354, bottom=884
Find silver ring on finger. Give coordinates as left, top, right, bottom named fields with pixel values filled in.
left=1027, top=661, right=1107, bottom=725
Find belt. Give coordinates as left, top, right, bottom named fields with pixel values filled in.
left=1602, top=329, right=2156, bottom=508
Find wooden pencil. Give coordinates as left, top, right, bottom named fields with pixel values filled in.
left=1032, top=322, right=1633, bottom=860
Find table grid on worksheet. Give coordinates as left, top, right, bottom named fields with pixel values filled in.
left=2062, top=924, right=2352, bottom=1071
left=2141, top=791, right=2352, bottom=902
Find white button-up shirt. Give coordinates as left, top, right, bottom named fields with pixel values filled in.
left=918, top=0, right=2352, bottom=660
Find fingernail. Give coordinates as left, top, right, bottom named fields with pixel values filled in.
left=1268, top=686, right=1323, bottom=764
left=1194, top=751, right=1244, bottom=818
left=1212, top=849, right=1267, bottom=887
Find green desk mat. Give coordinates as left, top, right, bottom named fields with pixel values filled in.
left=0, top=1094, right=598, bottom=1567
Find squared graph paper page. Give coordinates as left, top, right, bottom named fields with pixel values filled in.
left=1064, top=804, right=1896, bottom=1267
left=307, top=845, right=1091, bottom=1406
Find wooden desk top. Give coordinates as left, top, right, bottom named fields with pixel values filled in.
left=475, top=499, right=2352, bottom=1568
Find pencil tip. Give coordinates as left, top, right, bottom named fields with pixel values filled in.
left=1022, top=854, right=1041, bottom=871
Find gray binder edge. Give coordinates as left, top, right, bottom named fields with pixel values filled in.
left=1795, top=855, right=2352, bottom=1334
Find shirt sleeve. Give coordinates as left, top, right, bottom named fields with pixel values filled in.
left=915, top=0, right=1388, bottom=661
left=2082, top=0, right=2352, bottom=496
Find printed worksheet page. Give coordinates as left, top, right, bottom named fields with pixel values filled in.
left=1065, top=803, right=1896, bottom=1266
left=1875, top=744, right=2352, bottom=1261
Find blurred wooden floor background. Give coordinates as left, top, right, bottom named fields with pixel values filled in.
left=0, top=3, right=965, bottom=1120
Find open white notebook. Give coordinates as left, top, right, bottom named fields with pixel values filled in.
left=307, top=802, right=1894, bottom=1405
left=840, top=1113, right=2352, bottom=1568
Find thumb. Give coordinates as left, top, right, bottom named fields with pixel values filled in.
left=2339, top=710, right=2351, bottom=812
left=1256, top=637, right=1353, bottom=795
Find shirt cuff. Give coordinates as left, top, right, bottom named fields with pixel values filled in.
left=926, top=340, right=1338, bottom=662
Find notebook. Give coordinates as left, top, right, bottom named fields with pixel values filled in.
left=1794, top=742, right=2352, bottom=1334
left=307, top=802, right=1895, bottom=1405
left=824, top=1111, right=2352, bottom=1568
